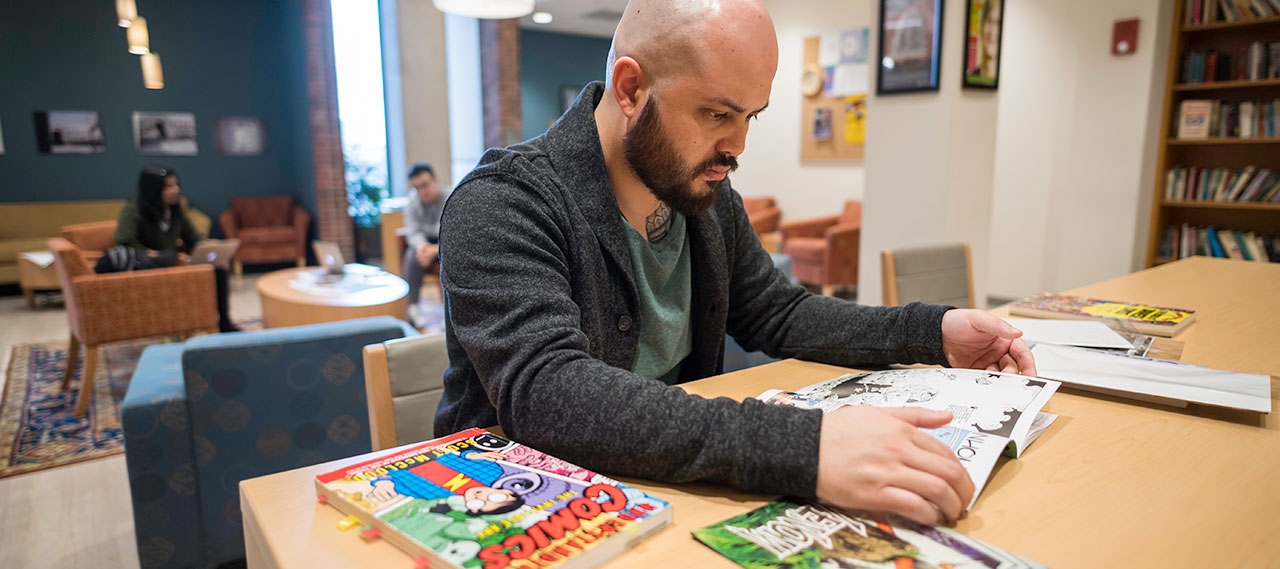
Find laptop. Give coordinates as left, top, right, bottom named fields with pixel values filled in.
left=312, top=240, right=346, bottom=275
left=189, top=239, right=240, bottom=271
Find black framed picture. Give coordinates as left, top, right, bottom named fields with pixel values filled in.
left=33, top=110, right=106, bottom=154
left=962, top=0, right=1003, bottom=89
left=876, top=0, right=944, bottom=95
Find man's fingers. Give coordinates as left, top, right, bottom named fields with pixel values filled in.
left=1011, top=338, right=1037, bottom=376
left=881, top=406, right=952, bottom=429
left=903, top=438, right=976, bottom=503
left=862, top=486, right=950, bottom=526
left=998, top=354, right=1017, bottom=373
left=888, top=468, right=965, bottom=523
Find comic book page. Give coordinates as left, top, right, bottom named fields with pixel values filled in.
left=759, top=368, right=1060, bottom=457
left=693, top=498, right=1048, bottom=569
left=315, top=428, right=672, bottom=569
left=758, top=369, right=1060, bottom=509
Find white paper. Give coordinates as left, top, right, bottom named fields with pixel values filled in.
left=18, top=251, right=55, bottom=267
left=829, top=63, right=868, bottom=97
left=1004, top=318, right=1133, bottom=349
left=1031, top=344, right=1272, bottom=413
left=817, top=32, right=841, bottom=66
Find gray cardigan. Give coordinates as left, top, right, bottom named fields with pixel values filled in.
left=435, top=82, right=952, bottom=498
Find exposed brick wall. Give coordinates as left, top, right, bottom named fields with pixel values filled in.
left=303, top=0, right=354, bottom=260
left=480, top=19, right=523, bottom=149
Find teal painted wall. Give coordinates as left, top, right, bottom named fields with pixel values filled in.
left=0, top=0, right=316, bottom=230
left=519, top=29, right=611, bottom=141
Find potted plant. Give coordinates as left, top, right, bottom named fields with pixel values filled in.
left=345, top=158, right=387, bottom=262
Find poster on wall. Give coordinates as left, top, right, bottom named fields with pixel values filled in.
left=876, top=0, right=944, bottom=94
left=963, top=0, right=1004, bottom=89
left=33, top=110, right=106, bottom=154
left=216, top=117, right=266, bottom=156
left=133, top=111, right=198, bottom=155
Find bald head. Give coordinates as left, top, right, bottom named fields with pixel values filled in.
left=606, top=0, right=778, bottom=91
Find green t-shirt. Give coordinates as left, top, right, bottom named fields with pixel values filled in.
left=622, top=212, right=693, bottom=384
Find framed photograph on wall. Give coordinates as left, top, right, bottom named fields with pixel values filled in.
left=133, top=111, right=198, bottom=155
left=0, top=117, right=5, bottom=155
left=216, top=117, right=266, bottom=156
left=963, top=0, right=1004, bottom=89
left=33, top=110, right=106, bottom=154
left=876, top=0, right=944, bottom=95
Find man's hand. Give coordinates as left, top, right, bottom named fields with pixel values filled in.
left=941, top=309, right=1037, bottom=376
left=415, top=243, right=439, bottom=267
left=817, top=405, right=973, bottom=525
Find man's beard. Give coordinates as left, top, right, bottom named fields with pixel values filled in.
left=622, top=95, right=738, bottom=216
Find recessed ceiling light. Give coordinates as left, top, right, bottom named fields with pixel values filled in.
left=532, top=11, right=553, bottom=24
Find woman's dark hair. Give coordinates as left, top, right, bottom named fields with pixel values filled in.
left=136, top=165, right=181, bottom=222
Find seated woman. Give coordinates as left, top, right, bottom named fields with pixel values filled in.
left=114, top=165, right=240, bottom=333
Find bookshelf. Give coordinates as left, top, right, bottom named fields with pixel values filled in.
left=1146, top=3, right=1280, bottom=266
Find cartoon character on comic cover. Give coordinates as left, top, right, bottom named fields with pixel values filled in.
left=324, top=431, right=667, bottom=568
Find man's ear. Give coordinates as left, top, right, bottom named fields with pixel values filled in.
left=610, top=56, right=648, bottom=119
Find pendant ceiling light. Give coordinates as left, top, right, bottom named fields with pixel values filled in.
left=431, top=0, right=534, bottom=19
left=141, top=53, right=164, bottom=89
left=116, top=0, right=137, bottom=27
left=127, top=17, right=150, bottom=54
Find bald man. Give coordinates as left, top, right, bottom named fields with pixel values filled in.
left=436, top=0, right=1035, bottom=526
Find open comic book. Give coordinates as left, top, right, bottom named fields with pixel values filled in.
left=694, top=498, right=1047, bottom=569
left=315, top=428, right=672, bottom=569
left=759, top=369, right=1060, bottom=509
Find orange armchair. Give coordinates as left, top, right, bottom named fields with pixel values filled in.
left=60, top=220, right=117, bottom=266
left=219, top=195, right=310, bottom=275
left=780, top=200, right=862, bottom=296
left=48, top=237, right=218, bottom=416
left=741, top=196, right=782, bottom=235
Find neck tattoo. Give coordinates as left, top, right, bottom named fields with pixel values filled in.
left=645, top=204, right=673, bottom=243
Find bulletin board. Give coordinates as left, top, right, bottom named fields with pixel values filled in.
left=801, top=31, right=869, bottom=162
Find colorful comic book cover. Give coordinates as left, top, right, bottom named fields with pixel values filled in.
left=1009, top=294, right=1196, bottom=337
left=692, top=498, right=1048, bottom=569
left=315, top=428, right=672, bottom=569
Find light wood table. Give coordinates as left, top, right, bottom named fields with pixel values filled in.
left=256, top=266, right=409, bottom=328
left=241, top=257, right=1279, bottom=568
left=17, top=251, right=61, bottom=308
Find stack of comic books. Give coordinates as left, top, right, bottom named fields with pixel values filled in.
left=315, top=428, right=673, bottom=569
left=694, top=498, right=1047, bottom=569
left=758, top=368, right=1060, bottom=510
left=1008, top=293, right=1196, bottom=337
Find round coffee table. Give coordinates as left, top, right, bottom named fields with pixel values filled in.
left=257, top=265, right=409, bottom=328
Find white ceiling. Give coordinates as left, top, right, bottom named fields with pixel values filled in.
left=516, top=0, right=629, bottom=38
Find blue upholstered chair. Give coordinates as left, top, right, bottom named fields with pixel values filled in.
left=723, top=252, right=797, bottom=373
left=122, top=317, right=417, bottom=569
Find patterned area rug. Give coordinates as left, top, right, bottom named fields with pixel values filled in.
left=0, top=321, right=263, bottom=479
left=0, top=339, right=161, bottom=478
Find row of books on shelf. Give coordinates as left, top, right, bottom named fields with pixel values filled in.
left=1181, top=43, right=1280, bottom=83
left=1177, top=98, right=1280, bottom=139
left=1163, top=165, right=1280, bottom=202
left=1183, top=0, right=1280, bottom=25
left=1160, top=224, right=1280, bottom=262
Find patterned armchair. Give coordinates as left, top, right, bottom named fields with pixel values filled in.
left=121, top=316, right=417, bottom=569
left=218, top=195, right=309, bottom=275
left=48, top=237, right=217, bottom=417
left=780, top=200, right=862, bottom=296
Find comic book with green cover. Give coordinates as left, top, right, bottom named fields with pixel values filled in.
left=692, top=498, right=1047, bottom=569
left=315, top=428, right=672, bottom=569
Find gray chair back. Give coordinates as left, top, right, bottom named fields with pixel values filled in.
left=881, top=243, right=974, bottom=308
left=367, top=333, right=447, bottom=448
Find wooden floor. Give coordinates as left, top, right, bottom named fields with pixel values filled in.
left=0, top=275, right=264, bottom=569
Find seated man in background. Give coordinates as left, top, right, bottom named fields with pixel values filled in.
left=436, top=0, right=1035, bottom=526
left=403, top=162, right=445, bottom=328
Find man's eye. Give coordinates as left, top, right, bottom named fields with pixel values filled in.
left=709, top=112, right=728, bottom=121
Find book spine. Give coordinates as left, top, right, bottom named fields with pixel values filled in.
left=1207, top=226, right=1227, bottom=257
left=1234, top=231, right=1254, bottom=261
